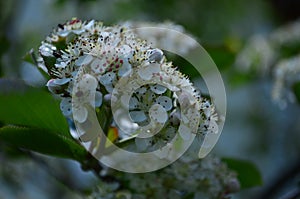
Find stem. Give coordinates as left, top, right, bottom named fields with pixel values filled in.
left=257, top=159, right=300, bottom=199
left=279, top=188, right=300, bottom=199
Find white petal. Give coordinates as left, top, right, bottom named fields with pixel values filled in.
left=53, top=78, right=70, bottom=85
left=179, top=124, right=192, bottom=141
left=91, top=58, right=106, bottom=73
left=73, top=29, right=85, bottom=35
left=99, top=72, right=116, bottom=85
left=79, top=74, right=98, bottom=90
left=75, top=54, right=93, bottom=66
left=120, top=94, right=130, bottom=108
left=46, top=79, right=55, bottom=87
left=39, top=43, right=56, bottom=57
left=110, top=37, right=121, bottom=47
left=138, top=63, right=161, bottom=80
left=129, top=96, right=139, bottom=110
left=181, top=113, right=189, bottom=123
left=71, top=48, right=80, bottom=57
left=55, top=62, right=67, bottom=68
left=150, top=104, right=168, bottom=123
left=84, top=20, right=95, bottom=30
left=94, top=91, right=103, bottom=107
left=119, top=45, right=132, bottom=54
left=104, top=94, right=112, bottom=103
left=100, top=32, right=110, bottom=40
left=129, top=111, right=147, bottom=123
left=104, top=84, right=114, bottom=93
left=57, top=30, right=70, bottom=37
left=73, top=106, right=88, bottom=123
left=47, top=79, right=62, bottom=94
left=136, top=87, right=147, bottom=95
left=118, top=59, right=132, bottom=77
left=155, top=96, right=172, bottom=111
left=178, top=93, right=192, bottom=108
left=60, top=98, right=72, bottom=116
left=207, top=120, right=219, bottom=134
left=147, top=48, right=163, bottom=63
left=150, top=84, right=167, bottom=94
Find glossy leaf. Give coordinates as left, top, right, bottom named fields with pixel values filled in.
left=0, top=79, right=71, bottom=138
left=0, top=126, right=87, bottom=161
left=223, top=157, right=263, bottom=189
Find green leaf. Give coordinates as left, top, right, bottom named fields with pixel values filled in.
left=0, top=126, right=87, bottom=161
left=227, top=69, right=256, bottom=88
left=222, top=157, right=263, bottom=189
left=206, top=46, right=235, bottom=70
left=0, top=79, right=71, bottom=138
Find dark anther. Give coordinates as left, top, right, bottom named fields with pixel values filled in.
left=53, top=51, right=62, bottom=58
left=58, top=24, right=64, bottom=29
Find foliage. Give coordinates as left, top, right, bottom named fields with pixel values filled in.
left=0, top=79, right=88, bottom=162
left=223, top=158, right=263, bottom=189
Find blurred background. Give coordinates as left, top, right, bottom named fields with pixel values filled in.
left=1, top=0, right=300, bottom=198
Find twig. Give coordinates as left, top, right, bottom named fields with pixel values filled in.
left=257, top=159, right=300, bottom=199
left=279, top=188, right=300, bottom=199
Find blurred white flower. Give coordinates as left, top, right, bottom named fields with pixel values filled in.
left=87, top=155, right=239, bottom=199
left=126, top=21, right=198, bottom=55
left=235, top=35, right=275, bottom=74
left=272, top=55, right=300, bottom=109
left=235, top=19, right=300, bottom=108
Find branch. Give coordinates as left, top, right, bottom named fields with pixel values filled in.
left=257, top=159, right=300, bottom=199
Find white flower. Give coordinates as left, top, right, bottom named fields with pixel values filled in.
left=38, top=19, right=219, bottom=156
left=129, top=111, right=147, bottom=123
left=235, top=35, right=275, bottom=74
left=150, top=84, right=167, bottom=94
left=39, top=42, right=56, bottom=57
left=72, top=74, right=103, bottom=123
left=127, top=21, right=198, bottom=55
left=149, top=104, right=168, bottom=124
left=155, top=96, right=172, bottom=111
left=147, top=48, right=164, bottom=63
left=46, top=78, right=70, bottom=94
left=272, top=55, right=300, bottom=108
left=75, top=54, right=94, bottom=66
left=60, top=98, right=72, bottom=116
left=98, top=72, right=116, bottom=92
left=179, top=124, right=192, bottom=141
left=138, top=63, right=161, bottom=80
left=117, top=58, right=132, bottom=77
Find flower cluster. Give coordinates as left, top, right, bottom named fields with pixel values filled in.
left=38, top=18, right=218, bottom=155
left=235, top=19, right=300, bottom=108
left=125, top=21, right=197, bottom=55
left=234, top=35, right=275, bottom=74
left=272, top=55, right=300, bottom=109
left=88, top=155, right=240, bottom=199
